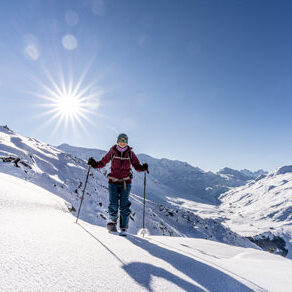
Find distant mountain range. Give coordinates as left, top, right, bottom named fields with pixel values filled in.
left=218, top=165, right=292, bottom=257
left=57, top=143, right=267, bottom=205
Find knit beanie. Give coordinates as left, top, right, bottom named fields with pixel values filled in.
left=117, top=133, right=128, bottom=143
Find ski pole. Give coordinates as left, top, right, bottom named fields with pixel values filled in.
left=142, top=170, right=147, bottom=237
left=76, top=166, right=91, bottom=224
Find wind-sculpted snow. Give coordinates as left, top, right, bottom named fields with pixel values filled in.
left=1, top=172, right=291, bottom=291
left=0, top=125, right=256, bottom=249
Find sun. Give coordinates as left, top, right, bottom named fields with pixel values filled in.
left=56, top=94, right=81, bottom=117
left=49, top=88, right=87, bottom=120
left=31, top=65, right=103, bottom=133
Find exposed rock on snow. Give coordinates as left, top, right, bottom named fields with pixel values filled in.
left=248, top=232, right=288, bottom=257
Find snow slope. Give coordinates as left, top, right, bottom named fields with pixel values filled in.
left=0, top=125, right=255, bottom=248
left=1, top=172, right=292, bottom=292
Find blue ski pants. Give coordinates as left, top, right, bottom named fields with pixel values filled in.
left=108, top=183, right=131, bottom=229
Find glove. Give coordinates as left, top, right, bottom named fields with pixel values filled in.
left=88, top=157, right=98, bottom=168
left=142, top=163, right=149, bottom=173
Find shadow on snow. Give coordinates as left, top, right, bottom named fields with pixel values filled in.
left=78, top=224, right=257, bottom=292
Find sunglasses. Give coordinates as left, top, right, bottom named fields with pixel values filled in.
left=118, top=138, right=128, bottom=143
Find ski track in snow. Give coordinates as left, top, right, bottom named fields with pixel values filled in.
left=1, top=172, right=292, bottom=291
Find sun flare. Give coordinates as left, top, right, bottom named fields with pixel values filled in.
left=50, top=90, right=87, bottom=119
left=31, top=65, right=103, bottom=134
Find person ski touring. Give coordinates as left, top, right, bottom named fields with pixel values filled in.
left=87, top=133, right=149, bottom=236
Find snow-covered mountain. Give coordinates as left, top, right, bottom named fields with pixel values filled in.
left=169, top=165, right=292, bottom=259
left=0, top=125, right=255, bottom=248
left=57, top=143, right=265, bottom=205
left=239, top=168, right=267, bottom=178
left=2, top=171, right=291, bottom=291
left=217, top=167, right=267, bottom=184
left=218, top=166, right=292, bottom=258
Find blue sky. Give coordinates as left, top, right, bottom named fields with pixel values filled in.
left=0, top=0, right=291, bottom=172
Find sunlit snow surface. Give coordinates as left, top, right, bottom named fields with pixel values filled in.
left=1, top=172, right=292, bottom=291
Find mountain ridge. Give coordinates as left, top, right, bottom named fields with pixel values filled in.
left=57, top=143, right=266, bottom=205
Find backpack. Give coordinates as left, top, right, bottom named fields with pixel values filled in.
left=110, top=148, right=133, bottom=164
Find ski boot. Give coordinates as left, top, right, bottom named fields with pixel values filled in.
left=107, top=221, right=118, bottom=234
left=119, top=228, right=127, bottom=237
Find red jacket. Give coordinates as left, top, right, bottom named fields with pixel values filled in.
left=96, top=145, right=143, bottom=184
